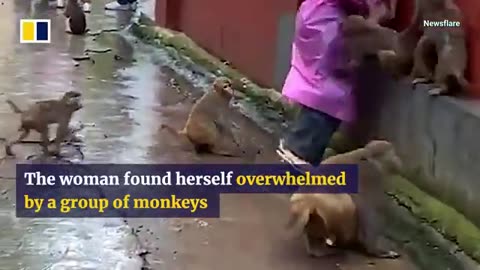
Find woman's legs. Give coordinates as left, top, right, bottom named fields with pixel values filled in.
left=82, top=0, right=91, bottom=12
left=105, top=0, right=137, bottom=10
left=278, top=104, right=341, bottom=166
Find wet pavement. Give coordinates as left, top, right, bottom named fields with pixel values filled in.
left=0, top=0, right=417, bottom=269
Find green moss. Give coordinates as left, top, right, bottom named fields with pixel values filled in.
left=389, top=175, right=480, bottom=262
left=328, top=131, right=358, bottom=154
left=129, top=17, right=295, bottom=118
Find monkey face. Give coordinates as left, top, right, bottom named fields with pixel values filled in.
left=63, top=91, right=83, bottom=111
left=213, top=77, right=234, bottom=98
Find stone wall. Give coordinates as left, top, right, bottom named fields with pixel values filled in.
left=355, top=59, right=480, bottom=227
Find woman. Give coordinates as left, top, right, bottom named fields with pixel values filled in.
left=277, top=0, right=395, bottom=166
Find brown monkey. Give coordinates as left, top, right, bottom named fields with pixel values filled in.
left=161, top=77, right=243, bottom=157
left=287, top=140, right=402, bottom=259
left=377, top=0, right=424, bottom=78
left=65, top=0, right=87, bottom=35
left=5, top=91, right=83, bottom=156
left=410, top=0, right=468, bottom=96
left=377, top=23, right=423, bottom=78
left=341, top=15, right=398, bottom=69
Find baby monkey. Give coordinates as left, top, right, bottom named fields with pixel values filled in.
left=410, top=0, right=468, bottom=96
left=161, top=77, right=243, bottom=157
left=5, top=91, right=83, bottom=156
left=65, top=0, right=87, bottom=35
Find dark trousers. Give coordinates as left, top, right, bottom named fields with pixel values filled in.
left=117, top=0, right=136, bottom=4
left=284, top=104, right=341, bottom=166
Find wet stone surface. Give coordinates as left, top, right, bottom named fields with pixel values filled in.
left=0, top=0, right=418, bottom=269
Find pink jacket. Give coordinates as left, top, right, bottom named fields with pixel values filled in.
left=282, top=0, right=371, bottom=122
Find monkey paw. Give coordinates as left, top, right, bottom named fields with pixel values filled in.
left=412, top=78, right=431, bottom=86
left=378, top=250, right=400, bottom=259
left=428, top=88, right=446, bottom=96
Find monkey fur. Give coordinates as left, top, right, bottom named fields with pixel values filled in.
left=65, top=0, right=87, bottom=35
left=410, top=0, right=468, bottom=96
left=5, top=91, right=82, bottom=156
left=341, top=15, right=398, bottom=69
left=287, top=140, right=402, bottom=259
left=375, top=0, right=424, bottom=78
left=161, top=77, right=243, bottom=157
left=377, top=21, right=423, bottom=78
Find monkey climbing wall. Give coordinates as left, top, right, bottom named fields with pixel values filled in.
left=155, top=0, right=480, bottom=97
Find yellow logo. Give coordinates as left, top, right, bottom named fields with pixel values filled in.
left=20, top=19, right=51, bottom=43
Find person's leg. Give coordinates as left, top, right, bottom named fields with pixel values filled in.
left=56, top=0, right=65, bottom=8
left=105, top=0, right=137, bottom=11
left=278, top=104, right=341, bottom=166
left=56, top=0, right=91, bottom=11
left=82, top=0, right=91, bottom=13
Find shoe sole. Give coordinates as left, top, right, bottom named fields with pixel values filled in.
left=276, top=148, right=308, bottom=174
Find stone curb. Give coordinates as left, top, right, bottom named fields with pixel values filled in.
left=129, top=13, right=480, bottom=269
left=130, top=14, right=297, bottom=118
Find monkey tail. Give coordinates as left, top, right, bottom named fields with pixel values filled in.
left=160, top=123, right=195, bottom=152
left=160, top=124, right=184, bottom=136
left=6, top=100, right=22, bottom=114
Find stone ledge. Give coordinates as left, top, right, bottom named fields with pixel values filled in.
left=388, top=175, right=480, bottom=267
left=356, top=59, right=480, bottom=228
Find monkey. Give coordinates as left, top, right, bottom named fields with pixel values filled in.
left=64, top=0, right=87, bottom=35
left=341, top=15, right=398, bottom=69
left=5, top=91, right=82, bottom=157
left=160, top=77, right=244, bottom=157
left=409, top=0, right=468, bottom=96
left=377, top=23, right=424, bottom=78
left=286, top=140, right=402, bottom=259
left=376, top=0, right=424, bottom=78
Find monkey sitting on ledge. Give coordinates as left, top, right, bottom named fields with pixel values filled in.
left=5, top=91, right=83, bottom=157
left=409, top=0, right=468, bottom=96
left=287, top=140, right=402, bottom=259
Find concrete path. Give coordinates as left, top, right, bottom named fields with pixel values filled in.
left=0, top=0, right=417, bottom=269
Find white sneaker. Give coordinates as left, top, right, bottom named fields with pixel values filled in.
left=83, top=2, right=91, bottom=12
left=277, top=139, right=309, bottom=174
left=130, top=1, right=137, bottom=10
left=104, top=1, right=136, bottom=11
left=56, top=0, right=65, bottom=8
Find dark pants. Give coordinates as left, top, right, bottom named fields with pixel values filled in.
left=284, top=104, right=341, bottom=166
left=117, top=0, right=136, bottom=4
